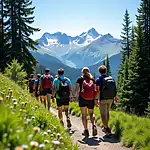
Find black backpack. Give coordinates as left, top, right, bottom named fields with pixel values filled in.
left=57, top=77, right=70, bottom=99
left=100, top=76, right=117, bottom=99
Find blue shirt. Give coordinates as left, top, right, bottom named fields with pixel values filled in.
left=96, top=74, right=109, bottom=101
left=53, top=76, right=71, bottom=99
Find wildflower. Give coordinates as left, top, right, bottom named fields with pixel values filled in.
left=47, top=129, right=51, bottom=134
left=9, top=106, right=13, bottom=109
left=21, top=145, right=28, bottom=149
left=0, top=97, right=3, bottom=102
left=26, top=119, right=31, bottom=123
left=35, top=106, right=38, bottom=109
left=6, top=96, right=9, bottom=99
left=13, top=102, right=17, bottom=105
left=52, top=140, right=61, bottom=146
left=44, top=140, right=49, bottom=144
left=39, top=144, right=45, bottom=149
left=43, top=132, right=48, bottom=136
left=12, top=99, right=17, bottom=102
left=28, top=134, right=33, bottom=140
left=9, top=90, right=13, bottom=93
left=15, top=146, right=23, bottom=150
left=21, top=102, right=25, bottom=105
left=33, top=127, right=40, bottom=134
left=57, top=133, right=61, bottom=138
left=31, top=116, right=35, bottom=120
left=23, top=109, right=26, bottom=113
left=19, top=109, right=22, bottom=112
left=3, top=133, right=8, bottom=138
left=30, top=141, right=39, bottom=148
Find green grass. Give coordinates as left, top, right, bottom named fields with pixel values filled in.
left=53, top=101, right=150, bottom=150
left=0, top=74, right=78, bottom=150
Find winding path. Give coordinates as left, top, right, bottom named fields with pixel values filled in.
left=50, top=108, right=131, bottom=150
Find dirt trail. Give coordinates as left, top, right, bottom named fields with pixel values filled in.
left=50, top=108, right=131, bottom=150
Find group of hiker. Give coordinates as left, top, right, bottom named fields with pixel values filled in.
left=27, top=65, right=117, bottom=137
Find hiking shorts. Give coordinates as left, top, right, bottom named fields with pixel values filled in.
left=35, top=90, right=42, bottom=97
left=99, top=99, right=113, bottom=121
left=41, top=88, right=52, bottom=96
left=56, top=98, right=70, bottom=107
left=29, top=88, right=34, bottom=93
left=79, top=96, right=95, bottom=109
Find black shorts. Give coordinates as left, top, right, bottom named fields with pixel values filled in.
left=29, top=88, right=34, bottom=93
left=35, top=91, right=42, bottom=97
left=79, top=96, right=95, bottom=109
left=41, top=88, right=52, bottom=96
left=56, top=98, right=70, bottom=107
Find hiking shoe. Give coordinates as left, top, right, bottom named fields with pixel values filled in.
left=67, top=119, right=72, bottom=128
left=102, top=126, right=107, bottom=133
left=92, top=125, right=97, bottom=136
left=82, top=129, right=89, bottom=137
left=102, top=127, right=111, bottom=135
left=60, top=120, right=64, bottom=126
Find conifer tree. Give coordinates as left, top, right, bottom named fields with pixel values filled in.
left=120, top=9, right=132, bottom=62
left=4, top=0, right=40, bottom=75
left=105, top=54, right=111, bottom=76
left=117, top=9, right=132, bottom=103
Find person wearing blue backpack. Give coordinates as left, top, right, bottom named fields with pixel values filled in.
left=95, top=65, right=117, bottom=136
left=52, top=68, right=72, bottom=128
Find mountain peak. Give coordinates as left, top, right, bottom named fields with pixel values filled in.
left=87, top=28, right=100, bottom=38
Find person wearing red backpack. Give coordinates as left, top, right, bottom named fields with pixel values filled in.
left=40, top=68, right=54, bottom=111
left=74, top=67, right=97, bottom=137
left=28, top=74, right=36, bottom=97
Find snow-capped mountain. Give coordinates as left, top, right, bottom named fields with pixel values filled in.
left=35, top=28, right=121, bottom=70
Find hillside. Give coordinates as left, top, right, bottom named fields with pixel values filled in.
left=0, top=74, right=78, bottom=150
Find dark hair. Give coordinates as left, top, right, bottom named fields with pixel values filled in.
left=98, top=65, right=107, bottom=74
left=30, top=74, right=34, bottom=78
left=58, top=68, right=64, bottom=75
left=37, top=74, right=41, bottom=78
left=45, top=68, right=50, bottom=73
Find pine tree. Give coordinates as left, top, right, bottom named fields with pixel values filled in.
left=0, top=0, right=5, bottom=71
left=120, top=9, right=132, bottom=62
left=105, top=54, right=111, bottom=76
left=4, top=0, right=40, bottom=75
left=117, top=9, right=132, bottom=105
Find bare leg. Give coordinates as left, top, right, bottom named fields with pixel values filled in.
left=47, top=94, right=51, bottom=111
left=80, top=107, right=88, bottom=130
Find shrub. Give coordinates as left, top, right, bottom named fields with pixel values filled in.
left=4, top=59, right=27, bottom=88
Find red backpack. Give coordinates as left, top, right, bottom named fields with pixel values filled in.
left=80, top=78, right=97, bottom=100
left=42, top=74, right=52, bottom=89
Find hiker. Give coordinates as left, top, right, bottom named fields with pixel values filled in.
left=28, top=74, right=36, bottom=97
left=74, top=67, right=97, bottom=137
left=34, top=74, right=41, bottom=101
left=52, top=68, right=72, bottom=128
left=40, top=68, right=54, bottom=111
left=96, top=65, right=117, bottom=136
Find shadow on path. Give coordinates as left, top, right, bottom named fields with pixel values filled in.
left=99, top=134, right=120, bottom=143
left=78, top=137, right=101, bottom=146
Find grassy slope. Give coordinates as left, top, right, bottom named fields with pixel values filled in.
left=52, top=102, right=150, bottom=150
left=0, top=74, right=78, bottom=150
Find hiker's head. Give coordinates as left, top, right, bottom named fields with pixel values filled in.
left=37, top=74, right=41, bottom=79
left=58, top=68, right=64, bottom=76
left=45, top=68, right=50, bottom=74
left=82, top=67, right=92, bottom=78
left=98, top=65, right=107, bottom=75
left=55, top=75, right=58, bottom=78
left=30, top=74, right=34, bottom=78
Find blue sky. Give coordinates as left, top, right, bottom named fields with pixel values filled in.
left=31, top=0, right=141, bottom=40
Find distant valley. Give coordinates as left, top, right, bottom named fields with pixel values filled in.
left=31, top=28, right=121, bottom=85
